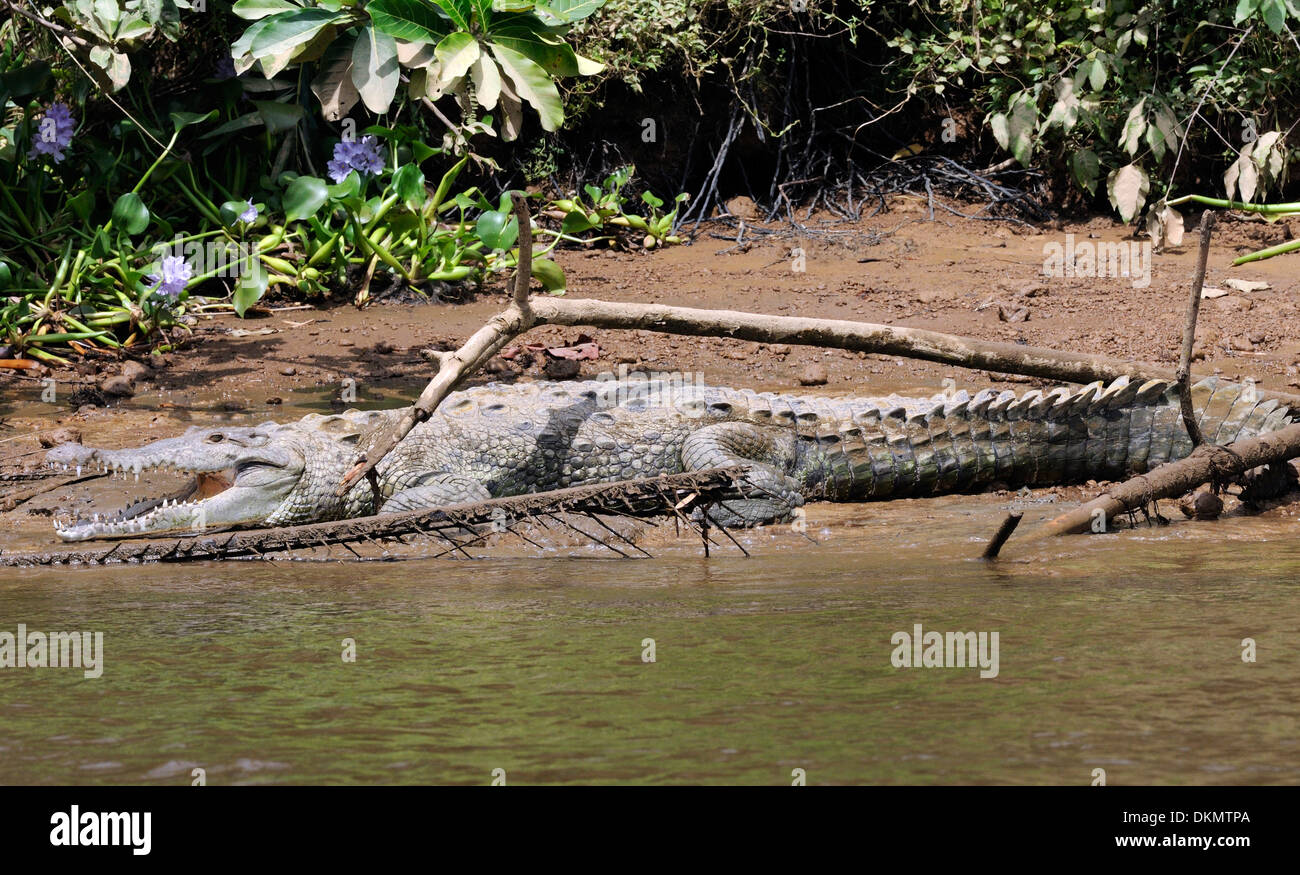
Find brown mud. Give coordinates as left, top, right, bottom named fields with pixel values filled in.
left=4, top=197, right=1300, bottom=549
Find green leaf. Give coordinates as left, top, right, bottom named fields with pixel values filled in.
left=368, top=0, right=450, bottom=44
left=561, top=209, right=599, bottom=234
left=1106, top=163, right=1149, bottom=224
left=0, top=61, right=53, bottom=101
left=1234, top=0, right=1261, bottom=25
left=233, top=259, right=269, bottom=317
left=435, top=32, right=481, bottom=86
left=1071, top=148, right=1100, bottom=196
left=111, top=192, right=150, bottom=235
left=391, top=164, right=427, bottom=210
left=232, top=0, right=299, bottom=20
left=430, top=0, right=473, bottom=31
left=0, top=261, right=12, bottom=291
left=66, top=190, right=95, bottom=223
left=1004, top=94, right=1036, bottom=166
left=252, top=100, right=305, bottom=133
left=490, top=44, right=563, bottom=131
left=249, top=9, right=343, bottom=58
left=530, top=257, right=565, bottom=294
left=284, top=175, right=329, bottom=222
left=311, top=32, right=361, bottom=122
left=352, top=25, right=401, bottom=114
left=169, top=109, right=217, bottom=132
left=476, top=209, right=518, bottom=250
left=534, top=0, right=605, bottom=23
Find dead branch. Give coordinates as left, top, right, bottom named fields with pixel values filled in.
left=1176, top=211, right=1215, bottom=447
left=1028, top=422, right=1300, bottom=538
left=1, top=467, right=750, bottom=566
left=981, top=511, right=1023, bottom=559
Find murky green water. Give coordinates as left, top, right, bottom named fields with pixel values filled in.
left=4, top=498, right=1298, bottom=785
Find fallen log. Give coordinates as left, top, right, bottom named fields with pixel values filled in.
left=1028, top=422, right=1300, bottom=538
left=337, top=198, right=1300, bottom=496
left=0, top=467, right=750, bottom=566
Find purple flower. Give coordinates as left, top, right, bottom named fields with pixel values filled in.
left=28, top=102, right=75, bottom=163
left=147, top=256, right=193, bottom=299
left=238, top=199, right=258, bottom=223
left=327, top=135, right=385, bottom=183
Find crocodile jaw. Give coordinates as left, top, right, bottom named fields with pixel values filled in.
left=46, top=431, right=301, bottom=541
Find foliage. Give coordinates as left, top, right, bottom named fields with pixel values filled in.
left=885, top=0, right=1300, bottom=223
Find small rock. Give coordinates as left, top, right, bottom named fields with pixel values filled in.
left=998, top=304, right=1030, bottom=323
left=769, top=344, right=791, bottom=356
left=1179, top=490, right=1223, bottom=520
left=914, top=291, right=943, bottom=305
left=373, top=340, right=395, bottom=354
left=266, top=397, right=283, bottom=405
left=279, top=366, right=297, bottom=376
left=1248, top=331, right=1267, bottom=345
left=1229, top=336, right=1254, bottom=352
left=543, top=357, right=581, bottom=380
left=120, top=360, right=150, bottom=384
left=99, top=375, right=134, bottom=397
left=798, top=364, right=828, bottom=386
left=222, top=401, right=245, bottom=411
left=1208, top=295, right=1252, bottom=312
left=724, top=196, right=760, bottom=220
left=38, top=427, right=82, bottom=448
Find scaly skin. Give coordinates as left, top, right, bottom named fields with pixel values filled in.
left=44, top=375, right=1295, bottom=540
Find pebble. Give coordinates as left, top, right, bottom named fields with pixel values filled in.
left=38, top=427, right=81, bottom=448
left=798, top=364, right=828, bottom=386
left=99, top=375, right=134, bottom=397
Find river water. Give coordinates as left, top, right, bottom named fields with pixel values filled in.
left=3, top=494, right=1298, bottom=785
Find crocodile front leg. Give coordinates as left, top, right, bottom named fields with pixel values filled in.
left=681, top=422, right=805, bottom=526
left=380, top=473, right=492, bottom=513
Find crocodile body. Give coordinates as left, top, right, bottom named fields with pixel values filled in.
left=45, top=375, right=1296, bottom=540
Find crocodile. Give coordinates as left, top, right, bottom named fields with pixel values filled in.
left=43, top=375, right=1296, bottom=541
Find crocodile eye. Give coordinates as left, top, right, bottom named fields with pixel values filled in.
left=208, top=433, right=224, bottom=443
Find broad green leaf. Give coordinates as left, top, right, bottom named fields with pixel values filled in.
left=1106, top=163, right=1149, bottom=223
left=169, top=109, right=217, bottom=131
left=252, top=100, right=305, bottom=133
left=470, top=53, right=501, bottom=109
left=88, top=46, right=132, bottom=92
left=1004, top=94, right=1035, bottom=166
left=0, top=262, right=11, bottom=291
left=249, top=9, right=343, bottom=58
left=220, top=200, right=252, bottom=226
left=490, top=26, right=600, bottom=77
left=312, top=32, right=361, bottom=121
left=435, top=32, right=480, bottom=87
left=476, top=209, right=518, bottom=250
left=1071, top=148, right=1100, bottom=195
left=200, top=112, right=268, bottom=139
left=352, top=25, right=401, bottom=114
left=368, top=0, right=450, bottom=44
left=430, top=0, right=473, bottom=31
left=391, top=164, right=427, bottom=210
left=284, top=175, right=329, bottom=221
left=233, top=259, right=269, bottom=317
left=490, top=44, right=563, bottom=131
left=531, top=257, right=565, bottom=294
left=232, top=0, right=299, bottom=20
left=1118, top=98, right=1146, bottom=155
left=67, top=190, right=95, bottom=223
left=232, top=19, right=275, bottom=73
left=112, top=192, right=150, bottom=235
left=0, top=61, right=53, bottom=100
left=534, top=0, right=605, bottom=23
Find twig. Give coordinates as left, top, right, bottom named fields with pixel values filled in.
left=1177, top=211, right=1215, bottom=447
left=980, top=511, right=1023, bottom=559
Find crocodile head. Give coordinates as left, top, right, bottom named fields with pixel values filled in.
left=44, top=414, right=382, bottom=541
